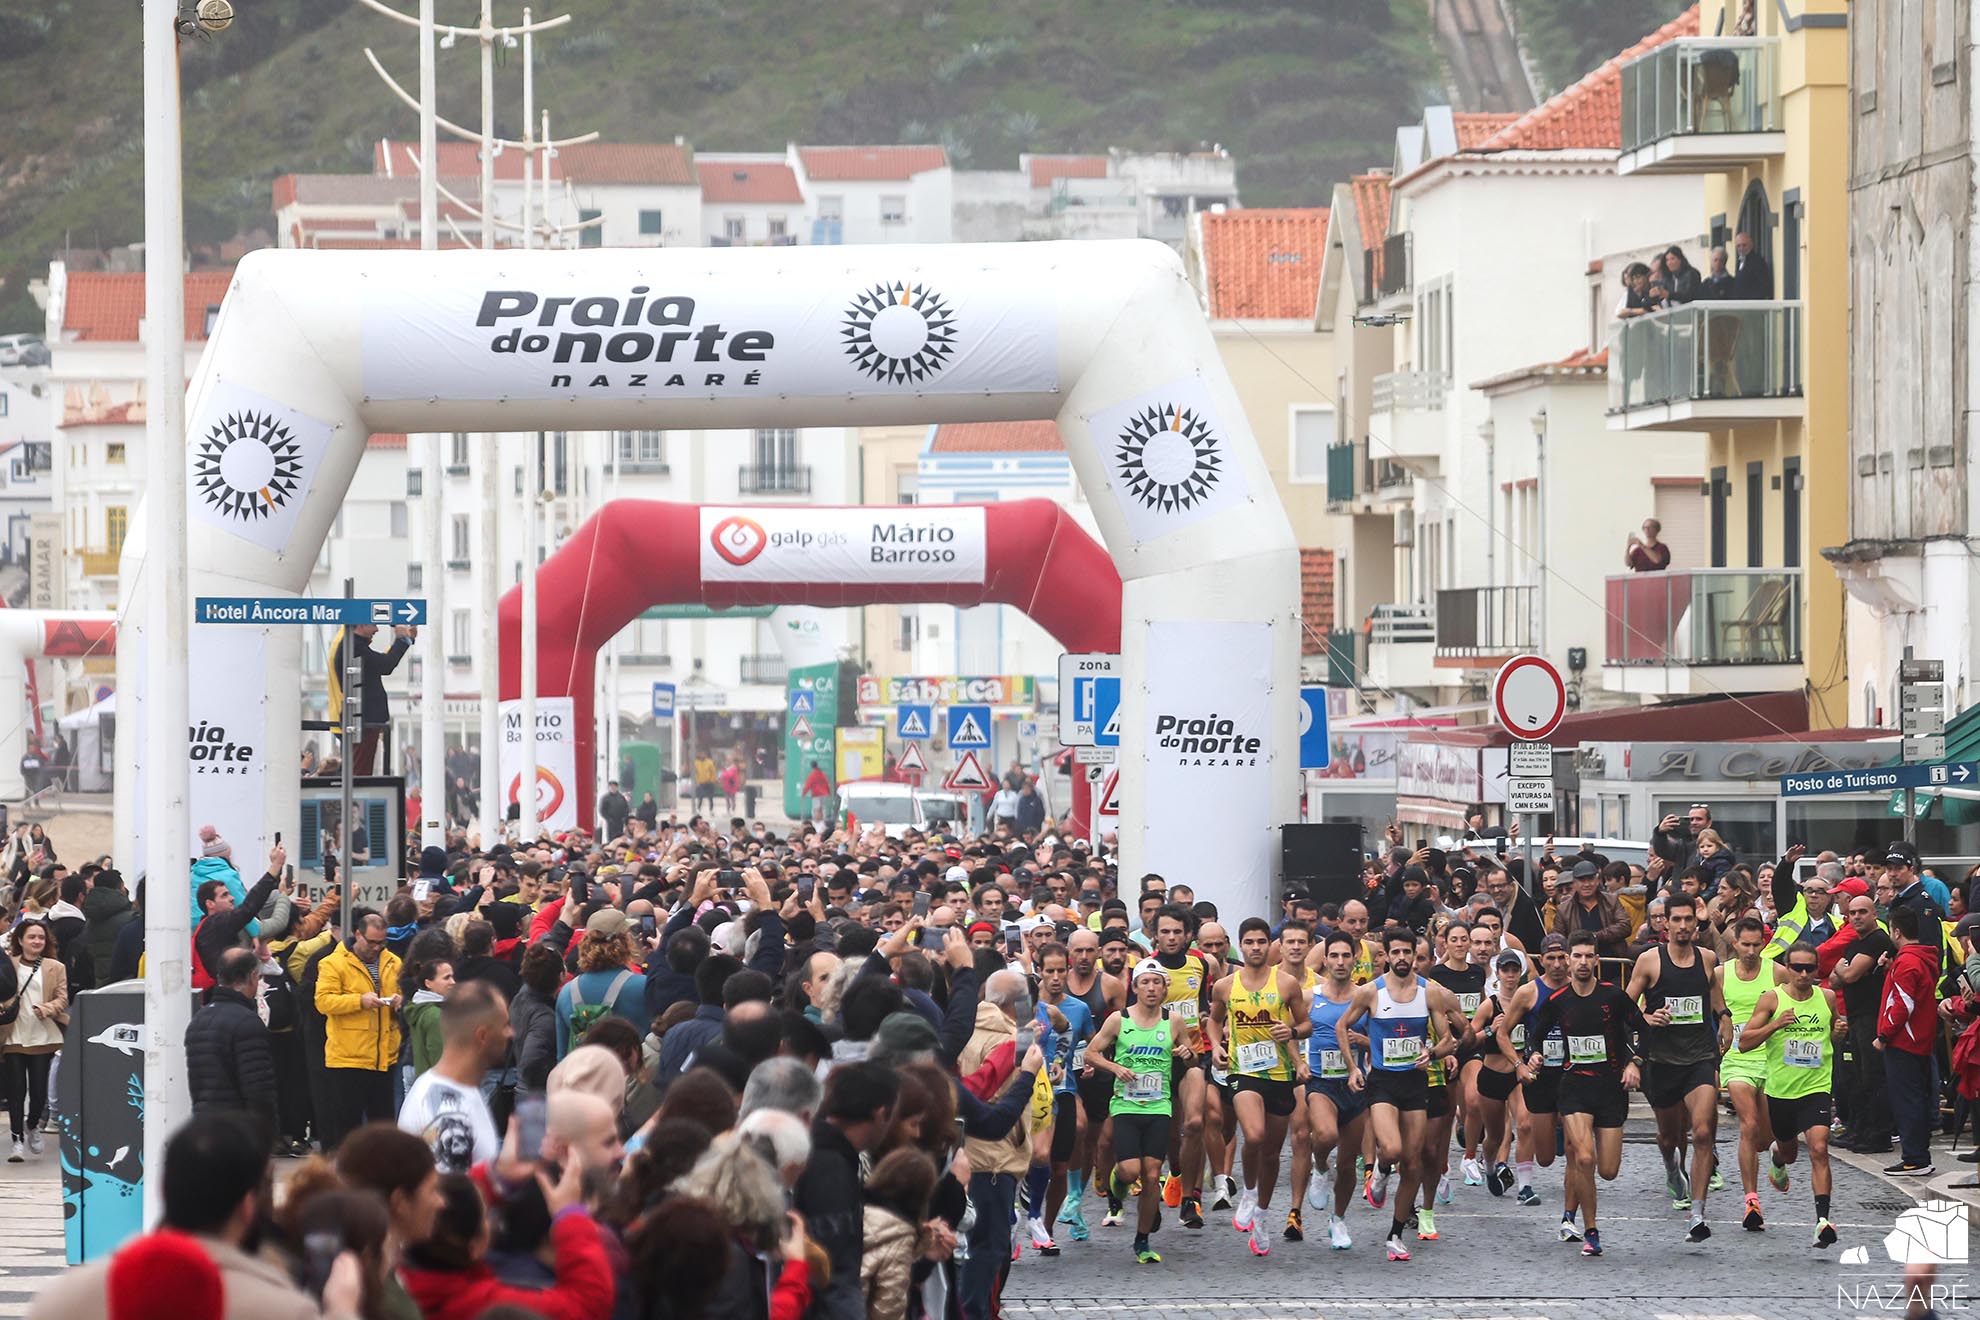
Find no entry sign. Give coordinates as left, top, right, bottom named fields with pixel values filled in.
left=1492, top=655, right=1566, bottom=742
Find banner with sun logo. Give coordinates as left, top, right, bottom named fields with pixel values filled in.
left=1091, top=377, right=1253, bottom=545
left=188, top=382, right=333, bottom=554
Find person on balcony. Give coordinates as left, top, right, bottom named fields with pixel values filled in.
left=1659, top=247, right=1702, bottom=304
left=1699, top=247, right=1736, bottom=299
left=1624, top=518, right=1671, bottom=572
left=1613, top=262, right=1657, bottom=320
left=1732, top=232, right=1773, bottom=299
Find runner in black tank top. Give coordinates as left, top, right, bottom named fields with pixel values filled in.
left=1624, top=893, right=1727, bottom=1240
left=1425, top=928, right=1487, bottom=1211
left=1066, top=929, right=1126, bottom=1230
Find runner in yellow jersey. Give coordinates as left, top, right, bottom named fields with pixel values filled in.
left=1208, top=917, right=1310, bottom=1256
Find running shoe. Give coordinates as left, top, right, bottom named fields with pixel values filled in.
left=1884, top=1160, right=1935, bottom=1177
left=1012, top=1240, right=1021, bottom=1263
left=1028, top=1217, right=1060, bottom=1257
left=1065, top=1204, right=1090, bottom=1242
left=1436, top=1174, right=1453, bottom=1205
left=1814, top=1218, right=1838, bottom=1249
left=1212, top=1174, right=1238, bottom=1210
left=1517, top=1185, right=1541, bottom=1207
left=1365, top=1167, right=1392, bottom=1209
left=1707, top=1162, right=1724, bottom=1193
left=1248, top=1220, right=1272, bottom=1256
left=1488, top=1162, right=1514, bottom=1198
left=1768, top=1158, right=1790, bottom=1193
left=1665, top=1162, right=1691, bottom=1208
left=1307, top=1176, right=1330, bottom=1212
left=1179, top=1195, right=1204, bottom=1229
left=1416, top=1208, right=1438, bottom=1241
left=1057, top=1176, right=1084, bottom=1227
left=26, top=1132, right=43, bottom=1157
left=1283, top=1208, right=1303, bottom=1242
left=6, top=1140, right=20, bottom=1164
left=1386, top=1233, right=1410, bottom=1262
left=1558, top=1215, right=1583, bottom=1243
left=1232, top=1187, right=1257, bottom=1233
left=1461, top=1157, right=1485, bottom=1186
left=1163, top=1174, right=1183, bottom=1207
left=1134, top=1235, right=1161, bottom=1265
left=1686, top=1215, right=1711, bottom=1244
left=1742, top=1193, right=1765, bottom=1232
left=1328, top=1214, right=1353, bottom=1250
left=1101, top=1205, right=1124, bottom=1228
left=1580, top=1228, right=1602, bottom=1257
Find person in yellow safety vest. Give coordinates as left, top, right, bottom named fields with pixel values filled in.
left=1763, top=846, right=1840, bottom=962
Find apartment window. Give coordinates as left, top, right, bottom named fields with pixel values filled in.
left=880, top=196, right=907, bottom=225
left=817, top=195, right=843, bottom=220
left=578, top=208, right=603, bottom=248
left=451, top=609, right=471, bottom=657
left=1782, top=456, right=1802, bottom=568
left=450, top=433, right=470, bottom=469
left=637, top=209, right=663, bottom=236
left=203, top=306, right=221, bottom=337
left=754, top=427, right=798, bottom=473
left=898, top=614, right=918, bottom=652
left=1417, top=283, right=1447, bottom=377
left=0, top=393, right=8, bottom=417
left=1746, top=461, right=1765, bottom=567
left=1289, top=406, right=1335, bottom=482
left=406, top=468, right=423, bottom=497
left=618, top=430, right=665, bottom=465
left=390, top=502, right=409, bottom=539
left=1161, top=196, right=1189, bottom=219
left=1782, top=193, right=1802, bottom=301
left=537, top=431, right=569, bottom=496
left=723, top=216, right=746, bottom=241
left=105, top=506, right=129, bottom=556
left=768, top=215, right=788, bottom=239
left=1709, top=466, right=1728, bottom=567
left=897, top=472, right=919, bottom=505
left=106, top=442, right=127, bottom=464
left=450, top=514, right=471, bottom=562
left=408, top=562, right=422, bottom=592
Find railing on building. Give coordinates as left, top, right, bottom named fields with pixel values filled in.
left=738, top=465, right=813, bottom=495
left=1608, top=300, right=1801, bottom=414
left=79, top=549, right=118, bottom=578
left=1326, top=628, right=1365, bottom=690
left=1379, top=233, right=1411, bottom=297
left=1620, top=38, right=1781, bottom=154
left=1372, top=369, right=1447, bottom=413
left=1435, top=585, right=1537, bottom=657
left=1604, top=568, right=1802, bottom=666
left=741, top=654, right=789, bottom=684
left=1370, top=603, right=1435, bottom=645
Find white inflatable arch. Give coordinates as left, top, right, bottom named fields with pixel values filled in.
left=116, top=240, right=1299, bottom=918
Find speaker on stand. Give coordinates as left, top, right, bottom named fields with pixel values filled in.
left=1280, top=822, right=1365, bottom=910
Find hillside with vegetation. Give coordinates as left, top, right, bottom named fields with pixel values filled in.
left=1508, top=0, right=1694, bottom=95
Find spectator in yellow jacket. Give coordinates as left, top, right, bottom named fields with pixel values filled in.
left=313, top=911, right=403, bottom=1151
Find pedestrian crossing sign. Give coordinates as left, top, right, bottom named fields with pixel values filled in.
left=946, top=704, right=991, bottom=748
left=790, top=689, right=815, bottom=716
left=897, top=704, right=932, bottom=739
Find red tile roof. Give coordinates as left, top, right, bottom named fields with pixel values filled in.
left=928, top=421, right=1063, bottom=454
left=273, top=173, right=432, bottom=210
left=1476, top=5, right=1700, bottom=152
left=1027, top=155, right=1109, bottom=189
left=1300, top=549, right=1335, bottom=650
left=1349, top=172, right=1392, bottom=284
left=61, top=271, right=235, bottom=342
left=560, top=143, right=696, bottom=186
left=375, top=140, right=554, bottom=182
left=797, top=145, right=948, bottom=181
left=1453, top=112, right=1521, bottom=147
left=696, top=160, right=804, bottom=204
left=368, top=433, right=407, bottom=449
left=1198, top=208, right=1329, bottom=320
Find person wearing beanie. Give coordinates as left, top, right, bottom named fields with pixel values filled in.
left=106, top=1230, right=223, bottom=1320
left=187, top=825, right=259, bottom=939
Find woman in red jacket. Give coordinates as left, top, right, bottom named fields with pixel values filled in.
left=399, top=1167, right=614, bottom=1320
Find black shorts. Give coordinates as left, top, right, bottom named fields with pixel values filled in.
left=1644, top=1057, right=1719, bottom=1112
left=1366, top=1069, right=1429, bottom=1113
left=1171, top=1055, right=1207, bottom=1093
left=1304, top=1076, right=1370, bottom=1126
left=1079, top=1070, right=1113, bottom=1125
left=1426, top=1083, right=1451, bottom=1120
left=1111, top=1111, right=1173, bottom=1163
left=1477, top=1065, right=1520, bottom=1104
left=1767, top=1091, right=1833, bottom=1139
left=1557, top=1073, right=1629, bottom=1129
left=1233, top=1075, right=1297, bottom=1118
left=1522, top=1067, right=1562, bottom=1115
left=1051, top=1093, right=1080, bottom=1164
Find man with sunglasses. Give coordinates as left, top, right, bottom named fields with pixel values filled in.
left=1737, top=942, right=1842, bottom=1248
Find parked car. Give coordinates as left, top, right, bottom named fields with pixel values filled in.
left=0, top=333, right=48, bottom=367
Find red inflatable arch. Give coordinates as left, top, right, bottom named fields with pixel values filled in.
left=498, top=499, right=1122, bottom=836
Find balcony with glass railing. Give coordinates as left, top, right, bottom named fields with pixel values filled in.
left=1368, top=369, right=1446, bottom=461
left=1603, top=568, right=1803, bottom=696
left=1607, top=300, right=1802, bottom=430
left=1435, top=585, right=1536, bottom=663
left=1619, top=38, right=1784, bottom=174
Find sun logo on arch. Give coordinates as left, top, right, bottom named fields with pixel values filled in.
left=1114, top=402, right=1224, bottom=513
left=193, top=410, right=306, bottom=522
left=842, top=280, right=958, bottom=385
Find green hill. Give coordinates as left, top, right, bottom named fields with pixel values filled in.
left=0, top=0, right=1445, bottom=332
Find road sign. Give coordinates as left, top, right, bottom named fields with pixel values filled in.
left=1093, top=766, right=1121, bottom=818
left=896, top=741, right=928, bottom=775
left=1508, top=741, right=1553, bottom=778
left=1085, top=762, right=1111, bottom=784
left=1902, top=707, right=1945, bottom=738
left=789, top=689, right=816, bottom=716
left=195, top=596, right=426, bottom=626
left=1075, top=746, right=1115, bottom=766
left=944, top=749, right=995, bottom=791
left=1781, top=761, right=1978, bottom=796
left=1904, top=736, right=1948, bottom=762
left=1058, top=653, right=1121, bottom=746
left=947, top=704, right=991, bottom=748
left=1492, top=655, right=1567, bottom=741
left=1508, top=779, right=1554, bottom=813
left=1298, top=686, right=1330, bottom=769
left=1900, top=685, right=1943, bottom=711
left=897, top=704, right=932, bottom=739
left=1900, top=657, right=1945, bottom=683
left=650, top=682, right=676, bottom=719
left=791, top=714, right=815, bottom=743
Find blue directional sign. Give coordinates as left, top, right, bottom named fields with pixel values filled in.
left=196, top=596, right=426, bottom=626
left=1780, top=761, right=1978, bottom=797
left=1298, top=686, right=1331, bottom=769
left=946, top=704, right=992, bottom=749
left=651, top=682, right=677, bottom=719
left=1079, top=677, right=1122, bottom=749
left=789, top=689, right=816, bottom=716
left=896, top=704, right=933, bottom=739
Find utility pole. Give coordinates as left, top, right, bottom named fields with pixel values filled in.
left=417, top=0, right=446, bottom=849
left=517, top=11, right=539, bottom=841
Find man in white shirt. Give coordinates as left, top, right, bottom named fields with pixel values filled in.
left=399, top=981, right=511, bottom=1174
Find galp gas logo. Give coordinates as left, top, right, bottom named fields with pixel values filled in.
left=710, top=515, right=768, bottom=566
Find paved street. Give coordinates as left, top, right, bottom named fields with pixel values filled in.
left=1004, top=1110, right=1980, bottom=1320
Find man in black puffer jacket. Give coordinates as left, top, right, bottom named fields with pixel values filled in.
left=184, top=946, right=278, bottom=1141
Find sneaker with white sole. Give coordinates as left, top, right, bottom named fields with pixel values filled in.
left=1307, top=1176, right=1330, bottom=1213
left=1435, top=1174, right=1452, bottom=1205
left=1328, top=1214, right=1352, bottom=1250
left=6, top=1140, right=21, bottom=1163
left=1248, top=1219, right=1271, bottom=1256
left=1231, top=1187, right=1257, bottom=1233
left=1558, top=1215, right=1583, bottom=1243
left=25, top=1132, right=42, bottom=1157
left=1461, top=1157, right=1484, bottom=1186
left=1385, top=1233, right=1410, bottom=1262
left=1027, top=1217, right=1059, bottom=1256
left=1517, top=1185, right=1541, bottom=1207
left=1365, top=1167, right=1392, bottom=1209
left=1210, top=1176, right=1234, bottom=1212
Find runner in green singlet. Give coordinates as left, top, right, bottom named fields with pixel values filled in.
left=1739, top=941, right=1843, bottom=1249
left=1718, top=916, right=1777, bottom=1232
left=1085, top=957, right=1193, bottom=1264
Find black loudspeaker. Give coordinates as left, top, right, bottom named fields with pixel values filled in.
left=1281, top=823, right=1364, bottom=909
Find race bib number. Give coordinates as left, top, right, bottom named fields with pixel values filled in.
left=1125, top=1072, right=1163, bottom=1102
left=1541, top=1036, right=1565, bottom=1066
left=1665, top=995, right=1704, bottom=1026
left=1783, top=1039, right=1823, bottom=1069
left=1071, top=1044, right=1089, bottom=1073
left=1568, top=1034, right=1607, bottom=1066
left=1318, top=1048, right=1349, bottom=1079
left=1381, top=1035, right=1423, bottom=1066
left=1169, top=1000, right=1200, bottom=1031
left=1236, top=1040, right=1279, bottom=1074
left=1458, top=993, right=1483, bottom=1016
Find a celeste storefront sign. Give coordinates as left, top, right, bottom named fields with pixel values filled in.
left=359, top=258, right=1059, bottom=402
left=698, top=506, right=987, bottom=584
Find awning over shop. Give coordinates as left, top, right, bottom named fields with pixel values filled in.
left=1397, top=690, right=1809, bottom=749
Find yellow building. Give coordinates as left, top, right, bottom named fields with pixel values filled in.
left=1606, top=0, right=1849, bottom=726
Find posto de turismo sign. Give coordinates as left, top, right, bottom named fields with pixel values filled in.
left=699, top=506, right=987, bottom=584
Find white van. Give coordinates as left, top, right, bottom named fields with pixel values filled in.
left=837, top=780, right=972, bottom=838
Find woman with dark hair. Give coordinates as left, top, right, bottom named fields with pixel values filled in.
left=513, top=942, right=564, bottom=1096
left=624, top=1194, right=732, bottom=1320
left=603, top=1118, right=716, bottom=1231
left=334, top=1123, right=443, bottom=1320
left=892, top=1062, right=963, bottom=1318
left=862, top=1148, right=938, bottom=1320
left=289, top=1188, right=395, bottom=1320
left=3, top=917, right=67, bottom=1162
left=400, top=1170, right=615, bottom=1320
left=1661, top=245, right=1702, bottom=304
left=401, top=958, right=455, bottom=1080
left=656, top=1066, right=739, bottom=1138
